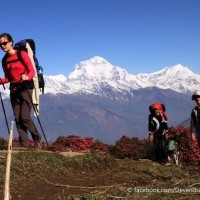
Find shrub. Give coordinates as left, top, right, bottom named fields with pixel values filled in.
left=169, top=126, right=200, bottom=165
left=91, top=140, right=109, bottom=153
left=49, top=136, right=108, bottom=153
left=113, top=135, right=149, bottom=160
left=111, top=127, right=200, bottom=165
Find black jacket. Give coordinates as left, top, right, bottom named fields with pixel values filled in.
left=190, top=106, right=200, bottom=136
left=148, top=114, right=168, bottom=136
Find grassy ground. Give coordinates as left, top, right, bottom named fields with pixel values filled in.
left=1, top=150, right=200, bottom=200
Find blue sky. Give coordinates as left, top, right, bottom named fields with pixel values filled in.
left=0, top=0, right=200, bottom=76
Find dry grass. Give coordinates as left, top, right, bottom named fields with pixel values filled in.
left=1, top=150, right=200, bottom=199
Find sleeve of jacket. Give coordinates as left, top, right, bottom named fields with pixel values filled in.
left=148, top=115, right=157, bottom=132
left=1, top=56, right=10, bottom=84
left=163, top=121, right=168, bottom=131
left=190, top=109, right=196, bottom=134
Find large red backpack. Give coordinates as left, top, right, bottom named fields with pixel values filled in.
left=149, top=103, right=168, bottom=120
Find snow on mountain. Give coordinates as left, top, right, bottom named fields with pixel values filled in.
left=2, top=56, right=200, bottom=99
left=44, top=74, right=69, bottom=93
left=68, top=56, right=136, bottom=82
left=67, top=56, right=141, bottom=93
left=43, top=56, right=200, bottom=96
left=136, top=64, right=200, bottom=93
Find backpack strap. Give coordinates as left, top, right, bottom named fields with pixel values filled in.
left=2, top=55, right=7, bottom=67
left=2, top=54, right=19, bottom=67
left=17, top=50, right=26, bottom=68
left=1, top=51, right=26, bottom=67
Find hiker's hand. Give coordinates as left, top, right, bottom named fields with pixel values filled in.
left=164, top=133, right=169, bottom=140
left=149, top=133, right=154, bottom=141
left=21, top=74, right=29, bottom=81
left=191, top=133, right=197, bottom=141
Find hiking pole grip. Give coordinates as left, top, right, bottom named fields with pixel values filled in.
left=0, top=78, right=6, bottom=90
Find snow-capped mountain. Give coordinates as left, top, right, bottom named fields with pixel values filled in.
left=44, top=56, right=200, bottom=96
left=2, top=56, right=199, bottom=99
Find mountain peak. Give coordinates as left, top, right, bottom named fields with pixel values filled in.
left=89, top=56, right=111, bottom=65
left=148, top=63, right=193, bottom=77
left=68, top=56, right=116, bottom=81
left=166, top=64, right=194, bottom=76
left=170, top=63, right=192, bottom=71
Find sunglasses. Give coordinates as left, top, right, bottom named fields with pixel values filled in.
left=0, top=41, right=9, bottom=46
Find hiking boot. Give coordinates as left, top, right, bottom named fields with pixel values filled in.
left=20, top=143, right=29, bottom=148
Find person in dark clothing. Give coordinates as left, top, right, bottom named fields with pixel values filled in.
left=0, top=33, right=41, bottom=149
left=148, top=103, right=169, bottom=164
left=190, top=91, right=200, bottom=148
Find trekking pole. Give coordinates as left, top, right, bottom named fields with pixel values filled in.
left=0, top=78, right=10, bottom=134
left=32, top=102, right=49, bottom=148
left=23, top=81, right=49, bottom=147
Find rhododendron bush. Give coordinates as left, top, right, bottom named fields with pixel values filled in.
left=50, top=135, right=108, bottom=153
left=112, top=135, right=154, bottom=160
left=113, top=126, right=200, bottom=165
left=168, top=126, right=200, bottom=165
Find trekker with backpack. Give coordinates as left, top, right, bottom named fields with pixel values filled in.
left=190, top=91, right=200, bottom=148
left=148, top=103, right=170, bottom=165
left=0, top=33, right=41, bottom=149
